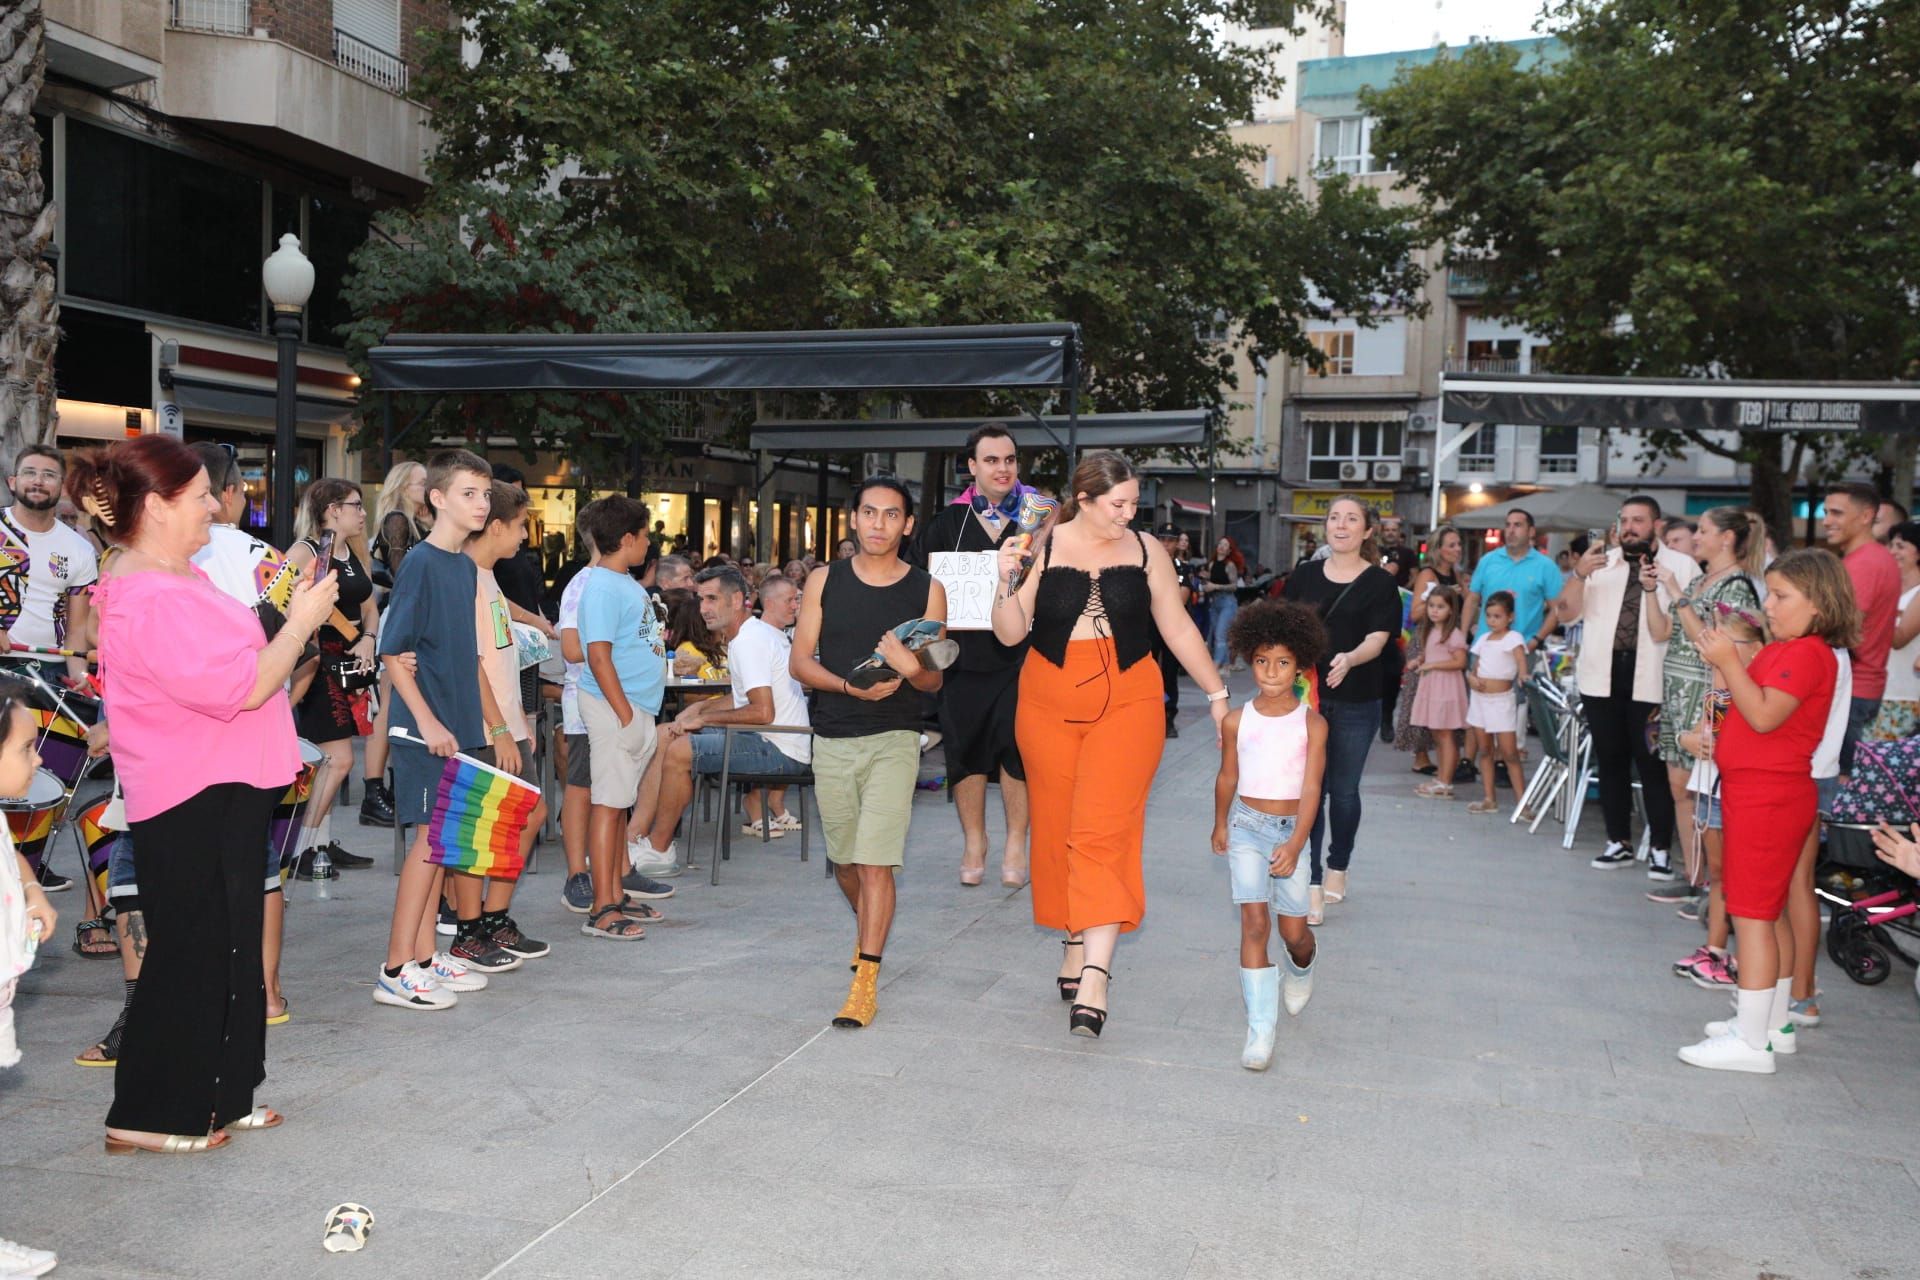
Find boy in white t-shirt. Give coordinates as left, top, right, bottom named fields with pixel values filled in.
left=445, top=482, right=551, bottom=971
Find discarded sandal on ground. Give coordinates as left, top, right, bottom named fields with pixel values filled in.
left=104, top=1131, right=230, bottom=1156
left=322, top=1203, right=375, bottom=1253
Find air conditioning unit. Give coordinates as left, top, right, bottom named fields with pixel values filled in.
left=1407, top=413, right=1428, bottom=431
left=1337, top=461, right=1369, bottom=483
left=1372, top=461, right=1404, bottom=483
left=1404, top=447, right=1430, bottom=471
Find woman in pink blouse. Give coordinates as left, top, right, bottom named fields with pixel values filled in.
left=67, top=437, right=336, bottom=1156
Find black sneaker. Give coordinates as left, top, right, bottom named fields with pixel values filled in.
left=34, top=863, right=72, bottom=892
left=1647, top=880, right=1700, bottom=905
left=1165, top=716, right=1179, bottom=740
left=1645, top=850, right=1677, bottom=883
left=1589, top=841, right=1635, bottom=870
left=359, top=778, right=395, bottom=828
left=487, top=917, right=550, bottom=960
left=322, top=841, right=375, bottom=870
left=435, top=901, right=457, bottom=937
left=449, top=931, right=523, bottom=972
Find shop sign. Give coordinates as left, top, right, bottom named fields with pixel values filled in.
left=1290, top=489, right=1394, bottom=518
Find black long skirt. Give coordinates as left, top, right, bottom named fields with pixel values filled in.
left=107, top=782, right=280, bottom=1135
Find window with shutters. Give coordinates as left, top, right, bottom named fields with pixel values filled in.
left=333, top=0, right=408, bottom=91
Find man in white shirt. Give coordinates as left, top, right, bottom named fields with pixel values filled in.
left=629, top=564, right=811, bottom=868
left=1561, top=493, right=1701, bottom=877
left=1, top=445, right=98, bottom=685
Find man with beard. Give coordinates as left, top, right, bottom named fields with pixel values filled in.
left=1561, top=495, right=1700, bottom=877
left=0, top=445, right=98, bottom=690
left=909, top=425, right=1031, bottom=887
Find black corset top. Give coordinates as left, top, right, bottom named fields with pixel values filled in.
left=1028, top=530, right=1156, bottom=671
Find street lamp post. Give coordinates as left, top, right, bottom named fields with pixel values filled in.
left=262, top=233, right=314, bottom=549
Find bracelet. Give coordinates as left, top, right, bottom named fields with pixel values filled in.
left=488, top=724, right=508, bottom=738
left=1206, top=688, right=1230, bottom=703
left=841, top=678, right=850, bottom=696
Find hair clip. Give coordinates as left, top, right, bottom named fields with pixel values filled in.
left=81, top=481, right=116, bottom=528
left=1708, top=600, right=1763, bottom=630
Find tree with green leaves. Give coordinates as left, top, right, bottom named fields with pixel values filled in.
left=1365, top=1, right=1920, bottom=536
left=345, top=0, right=1424, bottom=473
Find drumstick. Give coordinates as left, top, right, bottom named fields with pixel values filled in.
left=4, top=642, right=86, bottom=659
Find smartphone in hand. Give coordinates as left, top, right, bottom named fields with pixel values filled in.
left=312, top=530, right=335, bottom=584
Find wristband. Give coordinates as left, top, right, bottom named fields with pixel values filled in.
left=1206, top=688, right=1230, bottom=703
left=488, top=724, right=508, bottom=739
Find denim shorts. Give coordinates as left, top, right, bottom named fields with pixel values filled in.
left=1694, top=791, right=1723, bottom=831
left=107, top=833, right=138, bottom=910
left=1226, top=799, right=1310, bottom=916
left=689, top=728, right=810, bottom=777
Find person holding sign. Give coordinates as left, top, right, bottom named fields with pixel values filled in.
left=910, top=424, right=1033, bottom=888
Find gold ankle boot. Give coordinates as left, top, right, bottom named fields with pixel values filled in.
left=833, top=956, right=880, bottom=1028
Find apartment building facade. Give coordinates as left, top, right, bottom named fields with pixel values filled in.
left=35, top=0, right=440, bottom=534
left=1172, top=34, right=1888, bottom=571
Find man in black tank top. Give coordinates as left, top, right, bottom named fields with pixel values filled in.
left=791, top=477, right=948, bottom=1029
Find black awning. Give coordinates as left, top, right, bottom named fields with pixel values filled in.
left=1442, top=372, right=1920, bottom=435
left=168, top=375, right=356, bottom=427
left=366, top=324, right=1080, bottom=394
left=748, top=410, right=1206, bottom=453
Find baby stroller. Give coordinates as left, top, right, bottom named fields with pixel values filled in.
left=1819, top=735, right=1920, bottom=986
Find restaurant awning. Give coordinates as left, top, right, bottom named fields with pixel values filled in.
left=366, top=324, right=1080, bottom=395
left=747, top=410, right=1207, bottom=453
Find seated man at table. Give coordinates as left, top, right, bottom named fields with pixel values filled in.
left=630, top=564, right=811, bottom=870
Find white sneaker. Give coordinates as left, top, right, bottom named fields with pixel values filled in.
left=1704, top=1019, right=1795, bottom=1054
left=1678, top=1030, right=1775, bottom=1074
left=372, top=961, right=457, bottom=1011
left=429, top=951, right=489, bottom=993
left=631, top=838, right=683, bottom=877
left=0, top=1236, right=57, bottom=1278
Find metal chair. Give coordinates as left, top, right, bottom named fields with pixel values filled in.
left=700, top=724, right=815, bottom=886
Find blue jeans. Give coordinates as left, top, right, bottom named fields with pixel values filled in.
left=1839, top=696, right=1880, bottom=775
left=1307, top=698, right=1380, bottom=885
left=1208, top=594, right=1239, bottom=666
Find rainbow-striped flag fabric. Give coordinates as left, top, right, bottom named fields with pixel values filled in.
left=422, top=749, right=542, bottom=881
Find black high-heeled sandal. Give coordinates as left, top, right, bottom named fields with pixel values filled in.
left=1070, top=965, right=1109, bottom=1038
left=1057, top=938, right=1084, bottom=1001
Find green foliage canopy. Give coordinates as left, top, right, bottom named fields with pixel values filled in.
left=1364, top=1, right=1920, bottom=531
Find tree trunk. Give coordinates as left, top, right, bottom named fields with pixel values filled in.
left=1880, top=434, right=1916, bottom=515
left=0, top=0, right=58, bottom=460
left=1748, top=435, right=1796, bottom=549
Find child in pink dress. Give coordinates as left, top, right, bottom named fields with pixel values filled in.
left=1408, top=586, right=1469, bottom=797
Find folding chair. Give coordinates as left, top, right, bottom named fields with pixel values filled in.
left=702, top=725, right=816, bottom=886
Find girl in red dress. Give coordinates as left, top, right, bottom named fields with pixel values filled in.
left=1680, top=549, right=1859, bottom=1074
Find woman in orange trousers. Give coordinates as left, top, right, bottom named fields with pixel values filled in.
left=994, top=452, right=1228, bottom=1039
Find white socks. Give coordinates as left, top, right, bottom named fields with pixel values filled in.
left=1769, top=977, right=1793, bottom=1031
left=1733, top=986, right=1773, bottom=1050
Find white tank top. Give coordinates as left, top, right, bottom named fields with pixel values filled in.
left=1887, top=584, right=1920, bottom=703
left=1236, top=698, right=1310, bottom=800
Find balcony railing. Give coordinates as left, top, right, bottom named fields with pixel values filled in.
left=1456, top=455, right=1496, bottom=474
left=1539, top=456, right=1581, bottom=475
left=333, top=28, right=409, bottom=93
left=171, top=0, right=249, bottom=34
left=1444, top=357, right=1522, bottom=374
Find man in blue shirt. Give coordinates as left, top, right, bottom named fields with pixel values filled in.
left=1464, top=508, right=1563, bottom=654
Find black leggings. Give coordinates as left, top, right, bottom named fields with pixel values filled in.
left=1583, top=653, right=1675, bottom=852
left=107, top=782, right=279, bottom=1135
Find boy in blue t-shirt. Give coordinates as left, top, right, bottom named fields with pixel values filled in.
left=575, top=496, right=665, bottom=939
left=374, top=449, right=509, bottom=1011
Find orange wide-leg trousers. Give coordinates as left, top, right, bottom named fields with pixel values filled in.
left=1016, top=638, right=1166, bottom=935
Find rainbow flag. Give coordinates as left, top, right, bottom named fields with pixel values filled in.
left=420, top=748, right=542, bottom=881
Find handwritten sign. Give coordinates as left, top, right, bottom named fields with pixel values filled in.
left=929, top=551, right=998, bottom=631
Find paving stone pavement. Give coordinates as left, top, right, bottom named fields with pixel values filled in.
left=4, top=679, right=1919, bottom=1280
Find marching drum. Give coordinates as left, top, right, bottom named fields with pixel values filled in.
left=2, top=767, right=73, bottom=874
left=23, top=681, right=102, bottom=788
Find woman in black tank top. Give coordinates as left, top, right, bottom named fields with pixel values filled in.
left=990, top=451, right=1229, bottom=1040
